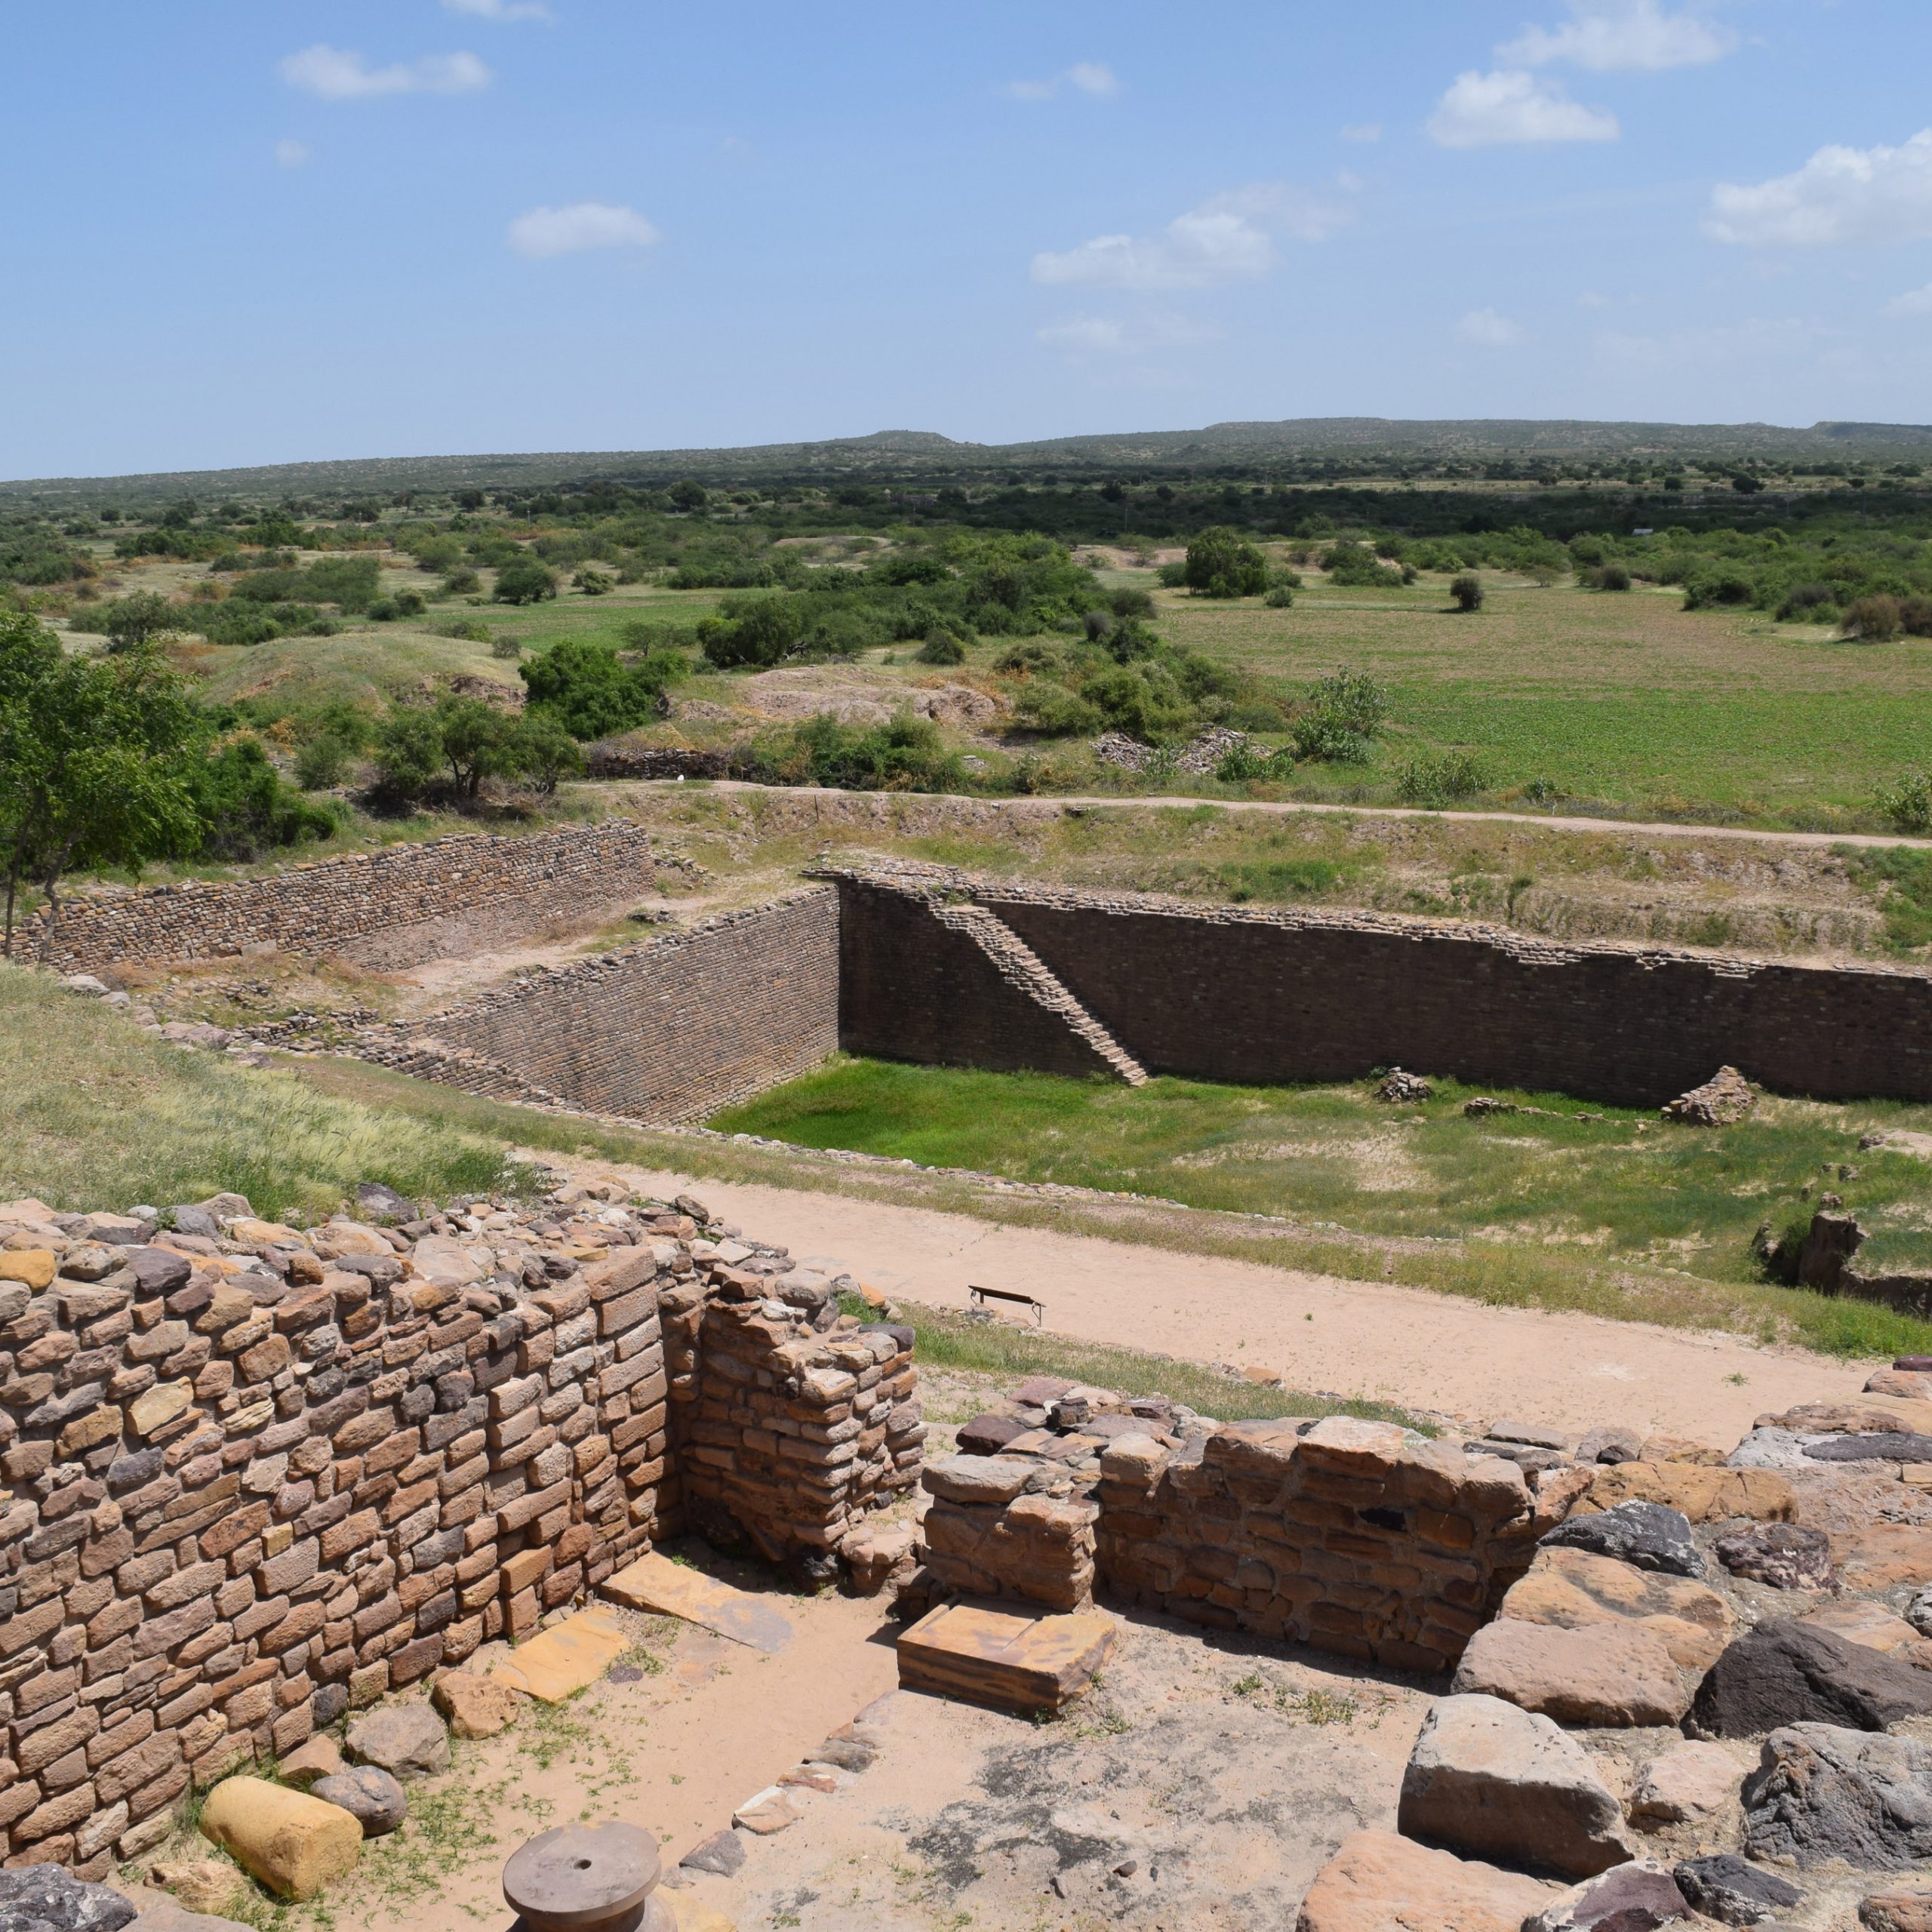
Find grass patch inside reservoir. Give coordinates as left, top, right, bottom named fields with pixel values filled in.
left=713, top=1053, right=1932, bottom=1324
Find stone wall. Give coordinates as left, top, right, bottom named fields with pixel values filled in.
left=29, top=821, right=663, bottom=974
left=0, top=1177, right=918, bottom=1878
left=832, top=869, right=1932, bottom=1106
left=1092, top=1417, right=1564, bottom=1674
left=386, top=889, right=841, bottom=1124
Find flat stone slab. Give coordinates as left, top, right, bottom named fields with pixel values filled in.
left=897, top=1600, right=1115, bottom=1714
left=490, top=1606, right=632, bottom=1702
left=601, top=1552, right=794, bottom=1655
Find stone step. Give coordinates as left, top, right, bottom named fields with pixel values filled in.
left=933, top=904, right=1148, bottom=1085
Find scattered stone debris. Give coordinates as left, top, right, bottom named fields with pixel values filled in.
left=1663, top=1065, right=1755, bottom=1126
left=1374, top=1067, right=1433, bottom=1103
left=1092, top=725, right=1255, bottom=775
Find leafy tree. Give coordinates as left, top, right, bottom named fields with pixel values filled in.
left=1843, top=594, right=1903, bottom=641
left=669, top=479, right=709, bottom=511
left=1450, top=573, right=1484, bottom=612
left=515, top=713, right=583, bottom=797
left=573, top=568, right=616, bottom=595
left=371, top=708, right=445, bottom=802
left=0, top=620, right=205, bottom=956
left=185, top=739, right=337, bottom=860
left=1183, top=527, right=1269, bottom=598
left=101, top=591, right=179, bottom=651
left=519, top=638, right=683, bottom=739
left=493, top=559, right=559, bottom=606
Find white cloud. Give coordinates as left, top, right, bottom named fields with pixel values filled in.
left=1340, top=122, right=1383, bottom=143
left=1498, top=1, right=1737, bottom=72
left=1426, top=69, right=1619, bottom=147
left=1706, top=129, right=1932, bottom=246
left=1886, top=284, right=1932, bottom=318
left=1458, top=307, right=1530, bottom=346
left=444, top=0, right=553, bottom=18
left=1036, top=313, right=1222, bottom=355
left=1031, top=180, right=1354, bottom=291
left=274, top=139, right=309, bottom=169
left=1595, top=315, right=1819, bottom=368
left=1008, top=61, right=1118, bottom=101
left=1577, top=289, right=1611, bottom=307
left=507, top=202, right=662, bottom=260
left=280, top=45, right=491, bottom=100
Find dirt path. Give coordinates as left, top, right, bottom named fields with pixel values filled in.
left=651, top=777, right=1932, bottom=854
left=596, top=1164, right=1868, bottom=1444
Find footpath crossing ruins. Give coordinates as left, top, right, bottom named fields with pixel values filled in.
left=8, top=1180, right=1932, bottom=1926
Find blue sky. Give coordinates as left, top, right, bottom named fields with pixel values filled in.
left=7, top=1, right=1932, bottom=478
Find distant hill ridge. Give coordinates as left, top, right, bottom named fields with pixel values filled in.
left=9, top=417, right=1932, bottom=505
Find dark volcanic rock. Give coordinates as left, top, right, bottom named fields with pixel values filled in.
left=0, top=1869, right=137, bottom=1932
left=1541, top=1500, right=1703, bottom=1578
left=1715, top=1522, right=1835, bottom=1591
left=1743, top=1724, right=1932, bottom=1872
left=1673, top=1853, right=1804, bottom=1924
left=1690, top=1619, right=1932, bottom=1738
left=1806, top=1432, right=1932, bottom=1464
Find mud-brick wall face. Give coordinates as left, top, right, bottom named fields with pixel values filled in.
left=0, top=1228, right=676, bottom=1879
left=835, top=878, right=1932, bottom=1105
left=434, top=889, right=844, bottom=1124
left=34, top=821, right=660, bottom=974
left=833, top=883, right=1115, bottom=1080
left=1094, top=1417, right=1561, bottom=1673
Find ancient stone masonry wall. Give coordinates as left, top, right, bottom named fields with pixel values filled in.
left=29, top=820, right=664, bottom=974
left=660, top=1251, right=922, bottom=1579
left=0, top=1180, right=924, bottom=1878
left=829, top=866, right=1932, bottom=1105
left=1094, top=1417, right=1565, bottom=1672
left=369, top=889, right=842, bottom=1125
left=0, top=1188, right=685, bottom=1878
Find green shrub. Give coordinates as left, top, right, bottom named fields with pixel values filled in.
left=916, top=627, right=966, bottom=666
left=489, top=635, right=522, bottom=658
left=1220, top=859, right=1341, bottom=902
left=1322, top=543, right=1401, bottom=589
left=1684, top=573, right=1756, bottom=610
left=1183, top=527, right=1269, bottom=598
left=518, top=637, right=685, bottom=740
left=1876, top=769, right=1932, bottom=835
left=1289, top=667, right=1389, bottom=763
left=1398, top=750, right=1488, bottom=806
left=1014, top=680, right=1103, bottom=736
left=1595, top=562, right=1632, bottom=592
left=1264, top=584, right=1295, bottom=609
left=737, top=711, right=963, bottom=792
left=493, top=559, right=559, bottom=606
left=442, top=568, right=482, bottom=596
left=99, top=591, right=179, bottom=651
left=1215, top=741, right=1275, bottom=783
left=185, top=739, right=338, bottom=860
left=1902, top=595, right=1932, bottom=638
left=192, top=601, right=281, bottom=647
left=1778, top=582, right=1836, bottom=621
left=294, top=734, right=352, bottom=790
left=574, top=568, right=616, bottom=595
left=1450, top=573, right=1483, bottom=612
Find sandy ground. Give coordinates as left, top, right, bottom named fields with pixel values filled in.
left=601, top=1164, right=1866, bottom=1444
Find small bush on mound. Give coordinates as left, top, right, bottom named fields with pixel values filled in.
left=916, top=626, right=966, bottom=666
left=1264, top=584, right=1295, bottom=608
left=1183, top=526, right=1270, bottom=598
left=1876, top=769, right=1932, bottom=835
left=1398, top=749, right=1488, bottom=806
left=492, top=559, right=558, bottom=606
left=1450, top=573, right=1484, bottom=612
left=1288, top=667, right=1389, bottom=764
left=1594, top=563, right=1632, bottom=592
left=734, top=710, right=964, bottom=792
left=518, top=636, right=685, bottom=739
left=1843, top=594, right=1903, bottom=642
left=1215, top=741, right=1275, bottom=783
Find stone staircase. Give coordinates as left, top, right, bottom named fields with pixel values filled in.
left=933, top=903, right=1148, bottom=1085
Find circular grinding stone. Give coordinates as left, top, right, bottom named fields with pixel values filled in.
left=503, top=1821, right=663, bottom=1932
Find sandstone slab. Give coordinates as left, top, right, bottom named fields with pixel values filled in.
left=1743, top=1723, right=1932, bottom=1870
left=276, top=1737, right=344, bottom=1790
left=199, top=1775, right=362, bottom=1901
left=602, top=1552, right=794, bottom=1654
left=1580, top=1463, right=1793, bottom=1524
left=1397, top=1694, right=1635, bottom=1878
left=1801, top=1598, right=1932, bottom=1668
left=1835, top=1525, right=1932, bottom=1594
left=922, top=1454, right=1037, bottom=1506
left=897, top=1601, right=1115, bottom=1715
left=432, top=1669, right=523, bottom=1739
left=1861, top=1890, right=1932, bottom=1931
left=491, top=1606, right=632, bottom=1702
left=1629, top=1743, right=1742, bottom=1826
left=343, top=1704, right=450, bottom=1780
left=1292, top=1829, right=1552, bottom=1932
left=1452, top=1618, right=1690, bottom=1727
left=1690, top=1619, right=1932, bottom=1737
left=733, top=1786, right=805, bottom=1835
left=1524, top=1857, right=1690, bottom=1931
left=0, top=1250, right=56, bottom=1291
left=1500, top=1545, right=1734, bottom=1672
